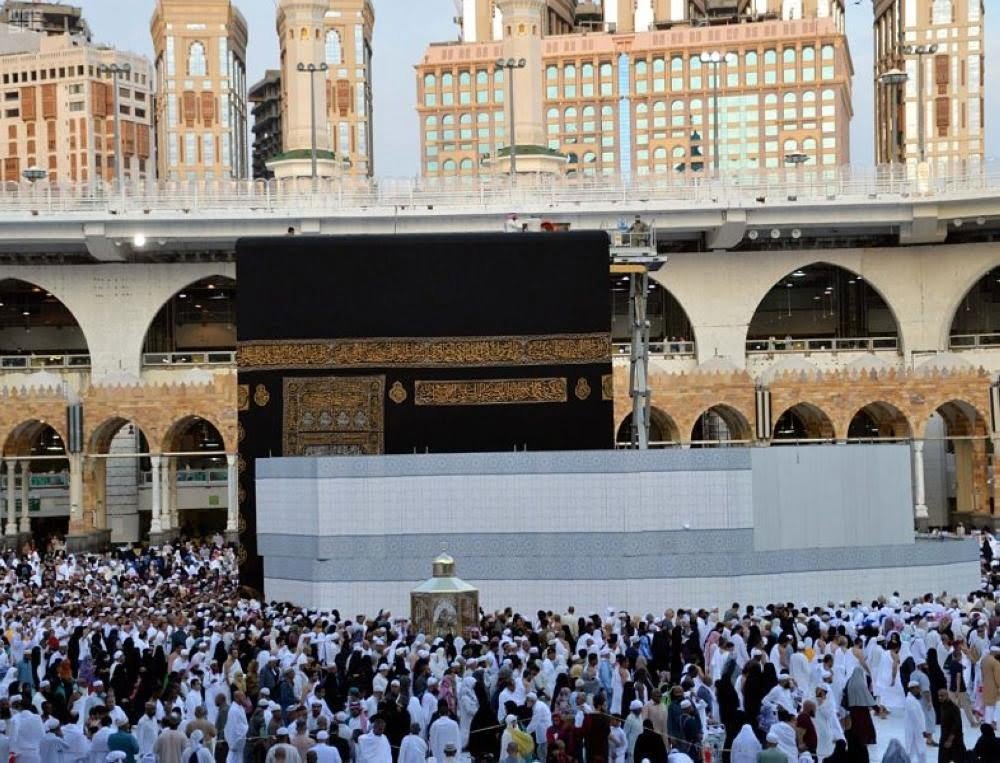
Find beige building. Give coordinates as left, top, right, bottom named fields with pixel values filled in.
left=271, top=0, right=375, bottom=178
left=459, top=0, right=846, bottom=41
left=873, top=0, right=984, bottom=165
left=150, top=0, right=249, bottom=181
left=417, top=4, right=852, bottom=177
left=0, top=23, right=152, bottom=184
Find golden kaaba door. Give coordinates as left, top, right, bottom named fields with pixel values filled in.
left=282, top=376, right=385, bottom=456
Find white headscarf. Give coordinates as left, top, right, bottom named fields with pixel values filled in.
left=731, top=723, right=762, bottom=763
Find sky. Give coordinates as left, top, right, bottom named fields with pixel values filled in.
left=78, top=0, right=997, bottom=177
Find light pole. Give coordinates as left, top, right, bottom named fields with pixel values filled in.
left=297, top=61, right=329, bottom=179
left=902, top=44, right=938, bottom=163
left=21, top=167, right=45, bottom=184
left=97, top=62, right=131, bottom=207
left=495, top=57, right=526, bottom=179
left=878, top=68, right=909, bottom=165
left=699, top=51, right=733, bottom=173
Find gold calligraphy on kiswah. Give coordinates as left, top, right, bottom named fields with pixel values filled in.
left=414, top=378, right=567, bottom=406
left=237, top=334, right=611, bottom=370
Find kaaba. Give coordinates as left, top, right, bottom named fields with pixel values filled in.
left=236, top=232, right=613, bottom=587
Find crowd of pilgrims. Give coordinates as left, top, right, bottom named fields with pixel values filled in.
left=0, top=538, right=999, bottom=763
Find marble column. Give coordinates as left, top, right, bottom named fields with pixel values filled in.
left=912, top=440, right=928, bottom=524
left=19, top=463, right=29, bottom=534
left=5, top=460, right=15, bottom=536
left=150, top=455, right=163, bottom=535
left=68, top=453, right=83, bottom=532
left=226, top=455, right=239, bottom=533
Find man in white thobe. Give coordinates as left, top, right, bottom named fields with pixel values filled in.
left=134, top=703, right=158, bottom=762
left=12, top=707, right=45, bottom=763
left=428, top=710, right=462, bottom=763
left=356, top=716, right=392, bottom=763
left=904, top=681, right=927, bottom=763
left=397, top=725, right=427, bottom=763
left=224, top=694, right=249, bottom=763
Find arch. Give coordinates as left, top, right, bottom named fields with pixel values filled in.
left=87, top=415, right=153, bottom=456
left=948, top=264, right=1000, bottom=348
left=615, top=407, right=679, bottom=447
left=0, top=278, right=91, bottom=360
left=611, top=277, right=697, bottom=351
left=691, top=404, right=752, bottom=446
left=745, top=262, right=901, bottom=349
left=846, top=401, right=913, bottom=441
left=325, top=30, right=342, bottom=65
left=140, top=275, right=235, bottom=360
left=2, top=418, right=68, bottom=458
left=85, top=416, right=152, bottom=540
left=772, top=402, right=835, bottom=442
left=161, top=412, right=234, bottom=455
left=188, top=42, right=207, bottom=77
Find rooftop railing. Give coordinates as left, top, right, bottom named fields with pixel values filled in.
left=1, top=161, right=998, bottom=217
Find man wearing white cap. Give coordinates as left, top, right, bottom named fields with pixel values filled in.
left=312, top=730, right=343, bottom=763
left=39, top=718, right=67, bottom=761
left=263, top=727, right=301, bottom=763
left=904, top=680, right=926, bottom=763
left=183, top=730, right=214, bottom=763
left=11, top=703, right=44, bottom=763
left=224, top=692, right=249, bottom=763
left=525, top=691, right=551, bottom=762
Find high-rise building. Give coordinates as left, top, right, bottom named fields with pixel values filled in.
left=249, top=70, right=282, bottom=180
left=270, top=0, right=374, bottom=179
left=873, top=0, right=984, bottom=166
left=0, top=22, right=152, bottom=183
left=417, top=1, right=851, bottom=178
left=150, top=0, right=249, bottom=180
left=0, top=1, right=90, bottom=40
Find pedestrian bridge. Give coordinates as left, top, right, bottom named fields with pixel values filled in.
left=0, top=163, right=998, bottom=261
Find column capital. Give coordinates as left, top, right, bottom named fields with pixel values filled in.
left=912, top=439, right=924, bottom=453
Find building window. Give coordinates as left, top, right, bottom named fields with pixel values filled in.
left=219, top=36, right=228, bottom=78
left=459, top=71, right=471, bottom=87
left=221, top=133, right=230, bottom=167
left=166, top=37, right=175, bottom=77
left=188, top=42, right=207, bottom=77
left=326, top=30, right=342, bottom=65
left=185, top=133, right=197, bottom=164
left=688, top=56, right=701, bottom=90
left=783, top=92, right=797, bottom=120
left=168, top=133, right=179, bottom=166
left=203, top=134, right=215, bottom=164
left=220, top=96, right=229, bottom=128
left=354, top=26, right=364, bottom=61
left=167, top=95, right=178, bottom=127
left=339, top=122, right=350, bottom=153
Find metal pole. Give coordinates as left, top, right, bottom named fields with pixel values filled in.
left=712, top=61, right=720, bottom=172
left=916, top=52, right=925, bottom=163
left=508, top=68, right=516, bottom=179
left=111, top=69, right=125, bottom=209
left=309, top=67, right=317, bottom=179
left=888, top=84, right=897, bottom=164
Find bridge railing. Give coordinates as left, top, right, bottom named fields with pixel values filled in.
left=2, top=161, right=999, bottom=216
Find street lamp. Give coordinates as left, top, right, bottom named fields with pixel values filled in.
left=96, top=63, right=131, bottom=206
left=878, top=68, right=909, bottom=164
left=699, top=51, right=734, bottom=173
left=21, top=167, right=46, bottom=184
left=495, top=57, right=526, bottom=178
left=296, top=61, right=329, bottom=179
left=902, top=44, right=938, bottom=163
left=784, top=152, right=808, bottom=166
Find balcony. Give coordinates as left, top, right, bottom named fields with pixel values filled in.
left=142, top=351, right=235, bottom=367
left=746, top=337, right=899, bottom=354
left=614, top=341, right=696, bottom=358
left=949, top=333, right=1000, bottom=350
left=0, top=353, right=90, bottom=370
